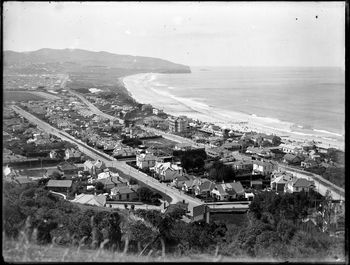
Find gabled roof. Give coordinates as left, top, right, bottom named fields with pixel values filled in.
left=84, top=160, right=94, bottom=169
left=47, top=179, right=72, bottom=188
left=97, top=171, right=120, bottom=180
left=229, top=182, right=245, bottom=195
left=284, top=154, right=303, bottom=163
left=253, top=160, right=275, bottom=167
left=72, top=194, right=106, bottom=207
left=98, top=176, right=121, bottom=186
left=199, top=180, right=215, bottom=192
left=137, top=153, right=157, bottom=161
left=111, top=186, right=136, bottom=194
left=292, top=178, right=314, bottom=188
left=271, top=174, right=296, bottom=184
left=176, top=174, right=193, bottom=182
left=58, top=161, right=78, bottom=171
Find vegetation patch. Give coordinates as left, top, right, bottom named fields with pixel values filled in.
left=4, top=91, right=46, bottom=102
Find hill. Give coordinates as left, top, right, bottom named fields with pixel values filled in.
left=3, top=48, right=191, bottom=74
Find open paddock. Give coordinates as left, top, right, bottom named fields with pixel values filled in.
left=27, top=91, right=61, bottom=100
left=3, top=91, right=46, bottom=102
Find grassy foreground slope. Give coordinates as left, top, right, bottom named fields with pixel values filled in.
left=4, top=238, right=342, bottom=263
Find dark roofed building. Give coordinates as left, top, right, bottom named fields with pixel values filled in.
left=46, top=179, right=72, bottom=195
left=110, top=186, right=138, bottom=201
left=283, top=154, right=303, bottom=165
left=57, top=161, right=79, bottom=175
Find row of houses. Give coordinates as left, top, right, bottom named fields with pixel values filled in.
left=270, top=170, right=315, bottom=193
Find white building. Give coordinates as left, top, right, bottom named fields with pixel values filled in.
left=136, top=153, right=157, bottom=169
left=252, top=160, right=277, bottom=176
left=151, top=162, right=183, bottom=182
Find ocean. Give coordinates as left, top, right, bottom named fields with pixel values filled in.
left=122, top=66, right=345, bottom=145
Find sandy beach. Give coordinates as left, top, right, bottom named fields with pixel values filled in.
left=121, top=73, right=344, bottom=151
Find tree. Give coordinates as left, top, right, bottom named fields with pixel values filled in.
left=193, top=157, right=205, bottom=169
left=95, top=182, right=105, bottom=192
left=129, top=178, right=138, bottom=185
left=49, top=171, right=63, bottom=180
left=272, top=136, right=282, bottom=146
left=137, top=187, right=153, bottom=202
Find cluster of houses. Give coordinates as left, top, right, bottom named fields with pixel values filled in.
left=134, top=148, right=316, bottom=203
left=42, top=159, right=141, bottom=207
left=4, top=72, right=64, bottom=91
left=270, top=170, right=315, bottom=193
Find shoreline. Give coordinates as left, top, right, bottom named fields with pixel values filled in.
left=119, top=73, right=344, bottom=151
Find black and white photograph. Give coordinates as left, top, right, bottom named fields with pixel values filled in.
left=2, top=1, right=346, bottom=262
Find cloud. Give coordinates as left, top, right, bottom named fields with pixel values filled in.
left=125, top=30, right=131, bottom=35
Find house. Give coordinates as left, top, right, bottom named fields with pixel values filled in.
left=110, top=186, right=138, bottom=201
left=153, top=108, right=164, bottom=115
left=270, top=171, right=296, bottom=192
left=252, top=160, right=277, bottom=176
left=83, top=159, right=106, bottom=175
left=250, top=179, right=263, bottom=190
left=152, top=162, right=184, bottom=182
left=97, top=176, right=128, bottom=190
left=181, top=178, right=202, bottom=193
left=13, top=177, right=34, bottom=186
left=65, top=148, right=82, bottom=160
left=301, top=158, right=318, bottom=168
left=221, top=141, right=242, bottom=151
left=226, top=160, right=253, bottom=172
left=172, top=174, right=196, bottom=189
left=280, top=143, right=303, bottom=154
left=136, top=152, right=157, bottom=169
left=46, top=179, right=72, bottom=195
left=57, top=161, right=79, bottom=175
left=97, top=170, right=120, bottom=180
left=316, top=144, right=330, bottom=154
left=71, top=194, right=106, bottom=207
left=194, top=179, right=216, bottom=198
left=113, top=146, right=136, bottom=157
left=283, top=154, right=303, bottom=165
left=174, top=143, right=193, bottom=151
left=49, top=150, right=58, bottom=159
left=246, top=147, right=274, bottom=158
left=211, top=181, right=245, bottom=201
left=285, top=178, right=315, bottom=193
left=308, top=150, right=322, bottom=161
left=143, top=116, right=166, bottom=128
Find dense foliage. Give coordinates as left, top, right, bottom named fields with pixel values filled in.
left=3, top=181, right=344, bottom=260
left=173, top=149, right=207, bottom=172
left=205, top=160, right=236, bottom=182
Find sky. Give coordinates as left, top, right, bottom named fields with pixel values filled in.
left=3, top=1, right=345, bottom=67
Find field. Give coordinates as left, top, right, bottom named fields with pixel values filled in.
left=3, top=91, right=46, bottom=102
left=142, top=137, right=177, bottom=148
left=27, top=91, right=61, bottom=100
left=3, top=91, right=61, bottom=102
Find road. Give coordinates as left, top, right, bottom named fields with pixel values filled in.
left=10, top=105, right=202, bottom=216
left=67, top=89, right=124, bottom=124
